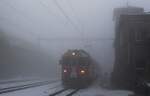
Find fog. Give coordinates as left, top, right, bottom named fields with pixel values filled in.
left=0, top=0, right=150, bottom=79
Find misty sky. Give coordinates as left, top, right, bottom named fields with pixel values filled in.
left=0, top=0, right=150, bottom=75
left=1, top=0, right=150, bottom=39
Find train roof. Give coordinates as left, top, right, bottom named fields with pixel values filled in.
left=63, top=49, right=90, bottom=58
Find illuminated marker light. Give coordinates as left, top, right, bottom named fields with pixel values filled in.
left=63, top=69, right=67, bottom=73
left=80, top=70, right=85, bottom=74
left=72, top=52, right=75, bottom=56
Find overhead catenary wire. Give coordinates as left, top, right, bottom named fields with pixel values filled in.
left=53, top=0, right=86, bottom=47
left=66, top=0, right=95, bottom=50
left=38, top=0, right=86, bottom=47
left=1, top=0, right=114, bottom=43
left=66, top=0, right=83, bottom=29
left=53, top=0, right=82, bottom=33
left=38, top=0, right=66, bottom=23
left=66, top=0, right=86, bottom=41
left=39, top=0, right=85, bottom=38
left=37, top=0, right=83, bottom=33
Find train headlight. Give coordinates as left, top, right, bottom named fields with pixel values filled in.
left=72, top=52, right=75, bottom=56
left=80, top=70, right=85, bottom=74
left=63, top=69, right=67, bottom=73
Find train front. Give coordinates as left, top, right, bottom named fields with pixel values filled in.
left=60, top=50, right=93, bottom=88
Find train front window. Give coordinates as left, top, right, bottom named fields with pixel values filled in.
left=79, top=58, right=89, bottom=66
left=63, top=58, right=79, bottom=65
left=63, top=58, right=89, bottom=66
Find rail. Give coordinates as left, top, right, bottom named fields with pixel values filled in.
left=0, top=80, right=59, bottom=94
left=49, top=88, right=79, bottom=96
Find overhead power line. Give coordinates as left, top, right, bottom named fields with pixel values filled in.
left=66, top=0, right=85, bottom=38
left=53, top=0, right=81, bottom=32
left=66, top=0, right=83, bottom=29
left=53, top=0, right=87, bottom=48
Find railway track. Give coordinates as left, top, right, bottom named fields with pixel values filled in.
left=49, top=88, right=79, bottom=96
left=0, top=79, right=32, bottom=84
left=0, top=80, right=59, bottom=94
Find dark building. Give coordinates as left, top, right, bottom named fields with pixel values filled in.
left=113, top=6, right=144, bottom=22
left=111, top=7, right=150, bottom=89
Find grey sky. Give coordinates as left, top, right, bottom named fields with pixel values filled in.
left=1, top=0, right=149, bottom=40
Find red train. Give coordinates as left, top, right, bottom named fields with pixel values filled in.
left=59, top=49, right=98, bottom=88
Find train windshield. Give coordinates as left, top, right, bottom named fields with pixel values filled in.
left=63, top=58, right=89, bottom=66
left=79, top=58, right=89, bottom=65
left=63, top=58, right=78, bottom=65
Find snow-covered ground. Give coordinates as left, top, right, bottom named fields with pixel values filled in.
left=0, top=81, right=62, bottom=96
left=74, top=84, right=134, bottom=96
left=0, top=81, right=135, bottom=96
left=0, top=78, right=59, bottom=89
left=0, top=77, right=40, bottom=83
left=0, top=81, right=134, bottom=96
left=74, top=87, right=134, bottom=96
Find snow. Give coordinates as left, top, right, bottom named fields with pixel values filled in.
left=0, top=76, right=42, bottom=82
left=74, top=88, right=134, bottom=96
left=0, top=81, right=61, bottom=96
left=0, top=80, right=40, bottom=89
left=0, top=80, right=134, bottom=96
left=0, top=78, right=59, bottom=89
left=73, top=84, right=134, bottom=96
left=0, top=77, right=33, bottom=84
